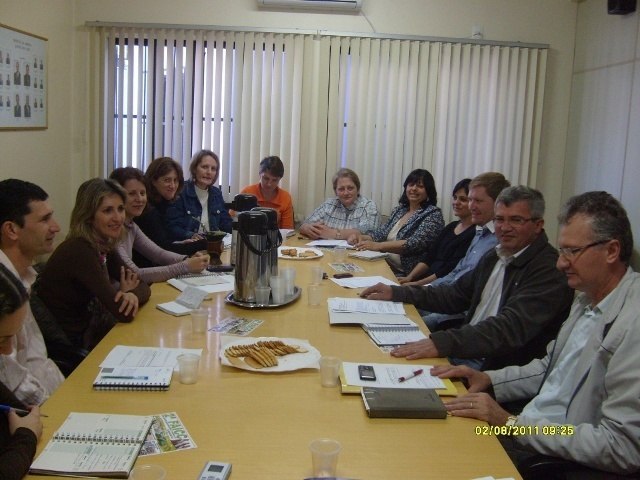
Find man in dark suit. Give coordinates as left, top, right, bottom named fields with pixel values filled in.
left=13, top=61, right=21, bottom=86
left=13, top=94, right=21, bottom=118
left=23, top=65, right=30, bottom=87
left=24, top=96, right=31, bottom=118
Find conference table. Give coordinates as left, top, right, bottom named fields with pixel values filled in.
left=27, top=238, right=521, bottom=480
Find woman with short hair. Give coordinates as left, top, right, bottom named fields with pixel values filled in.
left=110, top=167, right=210, bottom=284
left=166, top=150, right=233, bottom=240
left=299, top=168, right=379, bottom=240
left=240, top=155, right=294, bottom=229
left=38, top=179, right=151, bottom=350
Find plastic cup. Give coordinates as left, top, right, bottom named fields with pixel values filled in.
left=130, top=464, right=166, bottom=480
left=310, top=265, right=323, bottom=285
left=270, top=275, right=286, bottom=304
left=333, top=246, right=347, bottom=262
left=281, top=267, right=296, bottom=297
left=254, top=286, right=271, bottom=305
left=309, top=438, right=341, bottom=478
left=191, top=308, right=208, bottom=334
left=177, top=353, right=200, bottom=384
left=319, top=356, right=341, bottom=387
left=307, top=284, right=322, bottom=307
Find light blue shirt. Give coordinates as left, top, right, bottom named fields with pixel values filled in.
left=431, top=221, right=497, bottom=287
left=519, top=293, right=610, bottom=424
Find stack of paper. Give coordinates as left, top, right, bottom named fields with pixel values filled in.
left=327, top=297, right=412, bottom=325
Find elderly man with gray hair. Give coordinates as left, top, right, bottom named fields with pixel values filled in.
left=434, top=191, right=640, bottom=476
left=361, top=185, right=574, bottom=371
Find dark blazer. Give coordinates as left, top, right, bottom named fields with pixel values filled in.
left=391, top=231, right=574, bottom=370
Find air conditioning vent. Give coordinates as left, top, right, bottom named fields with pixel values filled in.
left=258, top=0, right=363, bottom=11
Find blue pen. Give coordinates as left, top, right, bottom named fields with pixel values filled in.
left=0, top=404, right=48, bottom=417
left=101, top=376, right=149, bottom=380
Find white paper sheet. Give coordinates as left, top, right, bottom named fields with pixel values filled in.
left=100, top=345, right=203, bottom=370
left=330, top=275, right=398, bottom=288
left=328, top=297, right=405, bottom=314
left=342, top=362, right=445, bottom=389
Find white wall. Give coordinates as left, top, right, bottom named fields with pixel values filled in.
left=1, top=0, right=578, bottom=243
left=565, top=0, right=640, bottom=265
left=0, top=0, right=75, bottom=233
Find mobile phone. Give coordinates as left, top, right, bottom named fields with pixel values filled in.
left=358, top=365, right=376, bottom=381
left=333, top=273, right=353, bottom=279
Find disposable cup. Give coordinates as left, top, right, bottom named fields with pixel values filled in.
left=270, top=275, right=286, bottom=304
left=319, top=356, right=341, bottom=387
left=281, top=267, right=296, bottom=297
left=309, top=438, right=341, bottom=478
left=310, top=265, right=323, bottom=285
left=254, top=286, right=271, bottom=305
left=333, top=246, right=347, bottom=262
left=191, top=308, right=208, bottom=334
left=130, top=464, right=166, bottom=480
left=177, top=353, right=200, bottom=384
left=307, top=284, right=322, bottom=307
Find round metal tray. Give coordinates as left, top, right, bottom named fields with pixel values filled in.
left=224, top=286, right=301, bottom=309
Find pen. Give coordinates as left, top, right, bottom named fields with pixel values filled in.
left=101, top=376, right=149, bottom=380
left=398, top=368, right=423, bottom=383
left=0, top=404, right=48, bottom=417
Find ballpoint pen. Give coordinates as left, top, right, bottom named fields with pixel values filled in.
left=398, top=368, right=424, bottom=382
left=0, top=404, right=48, bottom=417
left=100, top=376, right=149, bottom=380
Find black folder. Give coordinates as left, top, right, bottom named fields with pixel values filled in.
left=361, top=387, right=448, bottom=419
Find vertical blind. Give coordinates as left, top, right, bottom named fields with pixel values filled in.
left=94, top=26, right=547, bottom=221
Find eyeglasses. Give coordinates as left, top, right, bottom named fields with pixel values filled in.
left=493, top=216, right=540, bottom=227
left=557, top=239, right=610, bottom=261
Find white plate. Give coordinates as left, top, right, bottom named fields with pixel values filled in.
left=277, top=246, right=323, bottom=260
left=220, top=336, right=321, bottom=372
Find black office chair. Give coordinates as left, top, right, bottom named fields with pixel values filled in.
left=519, top=454, right=640, bottom=480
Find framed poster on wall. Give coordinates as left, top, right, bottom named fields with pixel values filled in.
left=0, top=23, right=47, bottom=130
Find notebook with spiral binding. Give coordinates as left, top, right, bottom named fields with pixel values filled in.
left=93, top=366, right=173, bottom=391
left=362, top=322, right=427, bottom=346
left=30, top=412, right=153, bottom=478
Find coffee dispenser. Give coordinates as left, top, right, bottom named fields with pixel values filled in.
left=230, top=193, right=258, bottom=266
left=233, top=210, right=271, bottom=303
left=252, top=207, right=282, bottom=278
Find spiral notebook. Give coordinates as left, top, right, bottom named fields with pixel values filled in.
left=362, top=322, right=427, bottom=346
left=30, top=412, right=153, bottom=478
left=93, top=366, right=173, bottom=391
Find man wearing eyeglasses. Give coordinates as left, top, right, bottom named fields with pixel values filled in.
left=361, top=185, right=574, bottom=370
left=432, top=191, right=640, bottom=475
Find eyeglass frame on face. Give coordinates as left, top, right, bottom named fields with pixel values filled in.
left=557, top=239, right=611, bottom=261
left=493, top=215, right=541, bottom=227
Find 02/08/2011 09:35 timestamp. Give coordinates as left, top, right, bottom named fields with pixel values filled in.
left=475, top=424, right=575, bottom=436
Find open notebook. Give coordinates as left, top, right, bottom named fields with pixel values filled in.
left=30, top=412, right=153, bottom=478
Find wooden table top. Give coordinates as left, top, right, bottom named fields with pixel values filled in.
left=26, top=239, right=521, bottom=480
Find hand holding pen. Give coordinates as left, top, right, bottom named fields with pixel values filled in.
left=2, top=404, right=45, bottom=439
left=0, top=403, right=48, bottom=417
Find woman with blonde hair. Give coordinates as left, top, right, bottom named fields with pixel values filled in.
left=166, top=150, right=233, bottom=240
left=299, top=168, right=379, bottom=240
left=38, top=179, right=151, bottom=350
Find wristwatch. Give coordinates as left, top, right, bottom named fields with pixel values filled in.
left=505, top=415, right=518, bottom=427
